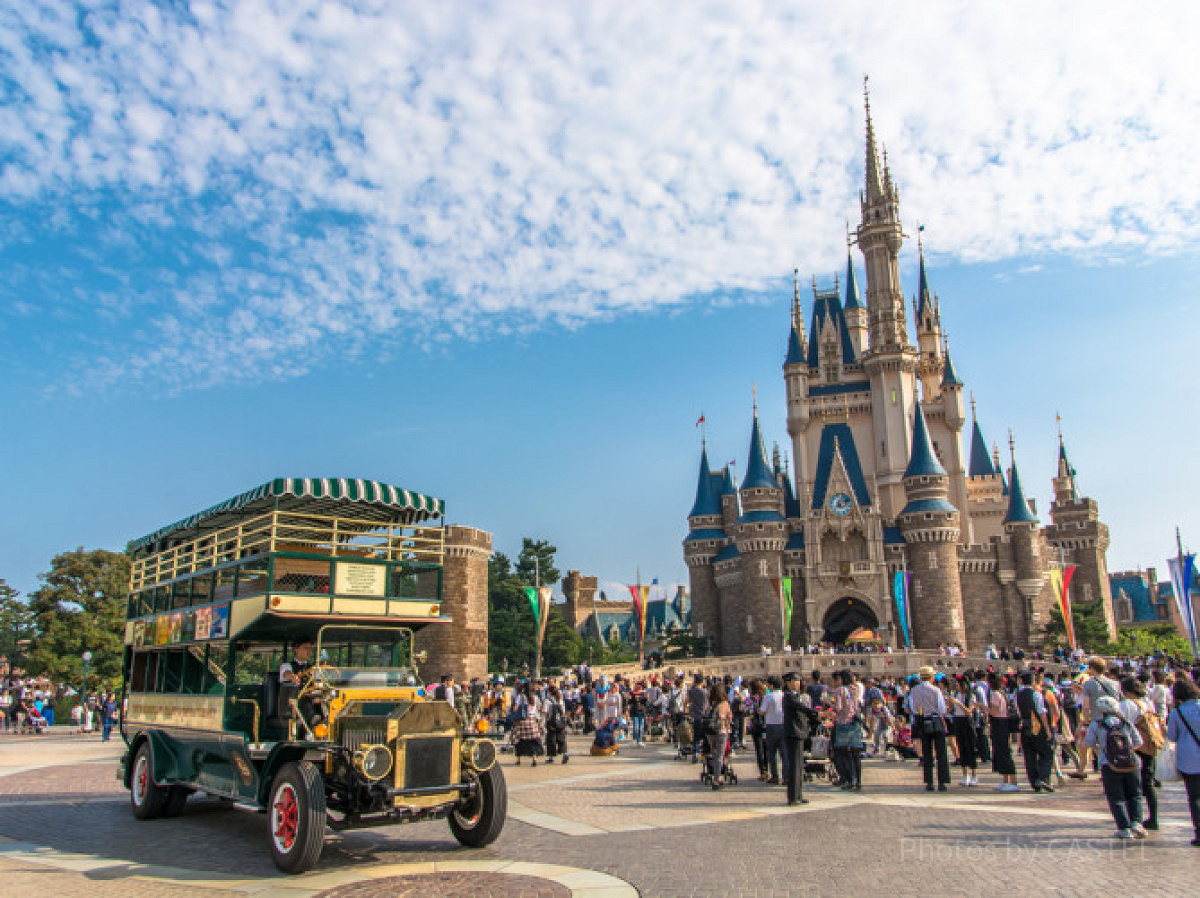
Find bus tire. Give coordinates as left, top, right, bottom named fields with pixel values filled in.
left=268, top=761, right=327, bottom=874
left=448, top=765, right=507, bottom=848
left=130, top=743, right=167, bottom=820
left=161, top=786, right=191, bottom=818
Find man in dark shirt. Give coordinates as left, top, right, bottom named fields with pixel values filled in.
left=806, top=671, right=828, bottom=708
left=1016, top=669, right=1054, bottom=792
left=686, top=674, right=709, bottom=760
left=783, top=672, right=818, bottom=805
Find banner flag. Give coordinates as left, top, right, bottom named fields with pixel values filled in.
left=892, top=570, right=910, bottom=647
left=1169, top=555, right=1199, bottom=656
left=524, top=586, right=539, bottom=622
left=537, top=586, right=553, bottom=640
left=640, top=585, right=650, bottom=643
left=782, top=577, right=793, bottom=641
left=1049, top=566, right=1078, bottom=649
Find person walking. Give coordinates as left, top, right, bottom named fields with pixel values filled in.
left=1083, top=694, right=1145, bottom=840
left=746, top=679, right=768, bottom=781
left=909, top=667, right=950, bottom=792
left=986, top=671, right=1019, bottom=791
left=686, top=674, right=709, bottom=761
left=705, top=682, right=733, bottom=790
left=947, top=679, right=978, bottom=786
left=542, top=684, right=570, bottom=765
left=1165, top=676, right=1200, bottom=847
left=101, top=692, right=117, bottom=741
left=783, top=672, right=817, bottom=805
left=1016, top=669, right=1054, bottom=792
left=829, top=671, right=863, bottom=791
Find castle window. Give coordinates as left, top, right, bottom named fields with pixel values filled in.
left=929, top=553, right=938, bottom=570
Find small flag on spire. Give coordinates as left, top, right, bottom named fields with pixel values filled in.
left=695, top=414, right=706, bottom=427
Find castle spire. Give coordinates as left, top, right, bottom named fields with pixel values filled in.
left=1005, top=435, right=1038, bottom=524
left=844, top=252, right=863, bottom=310
left=917, top=238, right=934, bottom=321
left=863, top=76, right=886, bottom=205
left=741, top=406, right=777, bottom=490
left=689, top=444, right=721, bottom=518
left=1054, top=413, right=1080, bottom=500
left=904, top=404, right=947, bottom=478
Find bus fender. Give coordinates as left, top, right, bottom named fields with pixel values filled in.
left=257, top=743, right=319, bottom=806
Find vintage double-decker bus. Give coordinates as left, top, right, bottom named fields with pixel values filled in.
left=118, top=477, right=505, bottom=873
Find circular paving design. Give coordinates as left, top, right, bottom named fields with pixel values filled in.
left=317, top=870, right=571, bottom=897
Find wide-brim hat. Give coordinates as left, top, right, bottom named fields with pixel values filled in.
left=919, top=666, right=935, bottom=679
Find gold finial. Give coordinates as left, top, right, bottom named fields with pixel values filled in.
left=1008, top=429, right=1016, bottom=465
left=970, top=391, right=976, bottom=420
left=1056, top=411, right=1063, bottom=444
left=752, top=382, right=757, bottom=415
left=846, top=218, right=853, bottom=248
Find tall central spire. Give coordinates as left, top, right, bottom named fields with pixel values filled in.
left=864, top=77, right=886, bottom=205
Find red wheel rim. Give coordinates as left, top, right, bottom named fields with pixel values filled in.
left=272, top=783, right=299, bottom=853
left=134, top=755, right=148, bottom=805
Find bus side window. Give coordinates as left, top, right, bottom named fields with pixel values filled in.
left=159, top=649, right=185, bottom=693
left=130, top=651, right=158, bottom=692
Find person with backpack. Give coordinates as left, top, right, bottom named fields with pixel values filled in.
left=1165, top=676, right=1200, bottom=847
left=542, top=684, right=570, bottom=765
left=1118, top=675, right=1165, bottom=830
left=1016, top=669, right=1055, bottom=793
left=1083, top=694, right=1145, bottom=840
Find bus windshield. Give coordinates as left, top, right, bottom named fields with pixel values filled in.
left=312, top=626, right=417, bottom=687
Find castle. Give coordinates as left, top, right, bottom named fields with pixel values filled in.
left=683, top=89, right=1117, bottom=655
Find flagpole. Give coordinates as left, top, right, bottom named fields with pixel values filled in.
left=534, top=556, right=542, bottom=681
left=1179, top=527, right=1199, bottom=658
left=636, top=566, right=644, bottom=666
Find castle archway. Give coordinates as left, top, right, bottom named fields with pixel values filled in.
left=821, top=596, right=880, bottom=646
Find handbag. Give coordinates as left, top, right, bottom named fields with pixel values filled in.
left=921, top=715, right=946, bottom=737
left=1156, top=744, right=1179, bottom=783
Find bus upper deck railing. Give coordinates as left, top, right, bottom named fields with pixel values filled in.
left=130, top=511, right=445, bottom=593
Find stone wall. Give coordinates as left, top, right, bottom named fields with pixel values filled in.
left=414, top=525, right=492, bottom=682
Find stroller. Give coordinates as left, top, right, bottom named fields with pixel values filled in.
left=888, top=719, right=919, bottom=761
left=804, top=725, right=833, bottom=783
left=699, top=735, right=739, bottom=786
left=674, top=718, right=695, bottom=761
left=647, top=712, right=667, bottom=742
left=18, top=702, right=49, bottom=735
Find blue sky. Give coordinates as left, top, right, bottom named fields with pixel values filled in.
left=2, top=1, right=1199, bottom=601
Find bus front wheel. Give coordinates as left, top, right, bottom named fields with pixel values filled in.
left=130, top=743, right=167, bottom=820
left=268, top=761, right=327, bottom=874
left=448, top=766, right=507, bottom=848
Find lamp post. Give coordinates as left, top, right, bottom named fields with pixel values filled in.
left=81, top=650, right=93, bottom=696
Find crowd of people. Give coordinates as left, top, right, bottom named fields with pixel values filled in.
left=451, top=653, right=1200, bottom=847
left=0, top=676, right=121, bottom=739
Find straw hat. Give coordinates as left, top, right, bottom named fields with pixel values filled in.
left=919, top=666, right=935, bottom=680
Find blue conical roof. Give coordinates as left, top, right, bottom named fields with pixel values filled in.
left=917, top=251, right=933, bottom=320
left=941, top=351, right=963, bottom=388
left=741, top=414, right=778, bottom=490
left=785, top=325, right=805, bottom=366
left=689, top=445, right=721, bottom=518
left=904, top=405, right=946, bottom=478
left=806, top=289, right=858, bottom=368
left=1004, top=462, right=1038, bottom=524
left=781, top=471, right=802, bottom=518
left=968, top=420, right=996, bottom=478
left=721, top=466, right=736, bottom=496
left=844, top=254, right=864, bottom=310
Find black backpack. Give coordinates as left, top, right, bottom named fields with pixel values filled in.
left=546, top=702, right=566, bottom=732
left=1101, top=716, right=1138, bottom=773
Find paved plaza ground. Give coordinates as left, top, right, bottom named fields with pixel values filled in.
left=0, top=729, right=1195, bottom=897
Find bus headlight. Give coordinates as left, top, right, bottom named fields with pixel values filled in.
left=353, top=744, right=393, bottom=781
left=462, top=738, right=496, bottom=772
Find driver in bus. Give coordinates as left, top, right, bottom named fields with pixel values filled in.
left=279, top=638, right=326, bottom=734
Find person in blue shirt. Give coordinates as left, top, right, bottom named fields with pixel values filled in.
left=1165, top=677, right=1200, bottom=847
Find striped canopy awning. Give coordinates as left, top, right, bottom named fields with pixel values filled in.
left=128, top=477, right=445, bottom=553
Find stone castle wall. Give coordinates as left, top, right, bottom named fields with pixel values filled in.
left=414, top=525, right=492, bottom=682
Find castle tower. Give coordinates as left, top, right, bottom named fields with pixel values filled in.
left=856, top=82, right=920, bottom=519
left=415, top=525, right=492, bottom=682
left=843, top=253, right=868, bottom=357
left=899, top=405, right=968, bottom=648
left=914, top=247, right=945, bottom=398
left=939, top=347, right=970, bottom=541
left=730, top=409, right=788, bottom=654
left=784, top=271, right=811, bottom=506
left=1004, top=457, right=1050, bottom=646
left=561, top=569, right=599, bottom=632
left=965, top=401, right=1008, bottom=544
left=683, top=444, right=726, bottom=650
left=1044, top=432, right=1118, bottom=641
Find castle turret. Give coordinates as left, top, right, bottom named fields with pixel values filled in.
left=684, top=444, right=727, bottom=652
left=1004, top=457, right=1048, bottom=646
left=1044, top=431, right=1117, bottom=641
left=843, top=253, right=867, bottom=357
left=784, top=276, right=811, bottom=503
left=899, top=405, right=968, bottom=648
left=914, top=247, right=945, bottom=398
left=938, top=346, right=970, bottom=541
left=965, top=401, right=1007, bottom=543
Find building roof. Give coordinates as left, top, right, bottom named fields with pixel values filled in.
left=785, top=325, right=806, bottom=367
left=720, top=466, right=737, bottom=496
left=941, top=351, right=963, bottom=388
left=128, top=476, right=445, bottom=553
left=968, top=420, right=997, bottom=478
left=900, top=497, right=959, bottom=515
left=1004, top=462, right=1039, bottom=524
left=739, top=508, right=787, bottom=525
left=781, top=471, right=802, bottom=519
left=882, top=526, right=905, bottom=545
left=844, top=254, right=864, bottom=310
left=785, top=531, right=806, bottom=551
left=713, top=544, right=741, bottom=563
left=811, top=423, right=872, bottom=510
left=741, top=413, right=779, bottom=491
left=917, top=251, right=934, bottom=321
left=809, top=381, right=871, bottom=397
left=689, top=445, right=723, bottom=518
left=806, top=288, right=858, bottom=368
left=904, top=405, right=947, bottom=478
left=1109, top=573, right=1163, bottom=623
left=684, top=528, right=726, bottom=543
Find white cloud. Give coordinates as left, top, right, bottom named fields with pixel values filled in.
left=2, top=0, right=1199, bottom=390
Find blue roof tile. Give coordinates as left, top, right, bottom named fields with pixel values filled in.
left=1109, top=574, right=1162, bottom=623
left=785, top=531, right=806, bottom=551
left=904, top=405, right=947, bottom=478
left=810, top=423, right=872, bottom=510
left=739, top=509, right=787, bottom=524
left=713, top=544, right=741, bottom=563
left=900, top=497, right=958, bottom=515
left=720, top=466, right=737, bottom=496
left=917, top=251, right=934, bottom=321
left=968, top=420, right=996, bottom=478
left=685, top=528, right=726, bottom=542
left=941, top=351, right=963, bottom=388
left=741, top=414, right=779, bottom=491
left=883, top=526, right=905, bottom=544
left=689, top=445, right=722, bottom=518
left=785, top=325, right=806, bottom=366
left=806, top=288, right=858, bottom=368
left=808, top=381, right=870, bottom=397
left=1004, top=462, right=1038, bottom=524
left=781, top=472, right=802, bottom=519
left=844, top=254, right=864, bottom=310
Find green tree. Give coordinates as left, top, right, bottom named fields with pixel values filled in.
left=541, top=607, right=584, bottom=671
left=1043, top=600, right=1113, bottom=653
left=0, top=580, right=35, bottom=670
left=1107, top=624, right=1192, bottom=658
left=27, top=548, right=130, bottom=688
left=515, top=539, right=560, bottom=589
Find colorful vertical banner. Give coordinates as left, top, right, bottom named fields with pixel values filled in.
left=1168, top=555, right=1199, bottom=656
left=1049, top=565, right=1078, bottom=650
left=627, top=584, right=650, bottom=648
left=892, top=570, right=911, bottom=647
left=781, top=577, right=793, bottom=644
left=523, top=586, right=552, bottom=637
